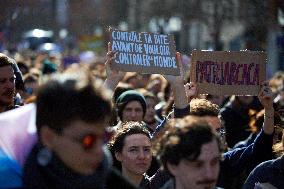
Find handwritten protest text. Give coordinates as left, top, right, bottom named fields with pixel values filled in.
left=196, top=61, right=260, bottom=85
left=111, top=30, right=177, bottom=70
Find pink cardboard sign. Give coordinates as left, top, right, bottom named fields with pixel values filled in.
left=110, top=28, right=180, bottom=75
left=190, top=50, right=266, bottom=95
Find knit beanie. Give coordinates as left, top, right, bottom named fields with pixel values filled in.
left=116, top=90, right=147, bottom=120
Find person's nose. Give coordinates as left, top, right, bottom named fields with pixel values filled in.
left=203, top=164, right=216, bottom=180
left=131, top=110, right=137, bottom=118
left=137, top=149, right=147, bottom=159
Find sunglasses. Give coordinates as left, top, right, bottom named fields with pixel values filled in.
left=62, top=128, right=114, bottom=151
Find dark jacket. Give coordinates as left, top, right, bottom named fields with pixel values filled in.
left=218, top=129, right=273, bottom=189
left=139, top=174, right=151, bottom=189
left=158, top=179, right=174, bottom=189
left=105, top=168, right=138, bottom=189
left=220, top=102, right=251, bottom=148
left=158, top=179, right=224, bottom=189
left=243, top=155, right=284, bottom=189
left=23, top=144, right=137, bottom=189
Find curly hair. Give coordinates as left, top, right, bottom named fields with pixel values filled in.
left=190, top=98, right=220, bottom=117
left=0, top=53, right=15, bottom=67
left=156, top=116, right=221, bottom=174
left=108, top=121, right=151, bottom=153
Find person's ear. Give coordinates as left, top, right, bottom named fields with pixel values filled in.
left=40, top=126, right=57, bottom=149
left=167, top=162, right=178, bottom=176
left=115, top=152, right=122, bottom=162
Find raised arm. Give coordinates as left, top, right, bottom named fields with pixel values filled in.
left=162, top=52, right=189, bottom=110
left=185, top=82, right=197, bottom=102
left=103, top=42, right=126, bottom=95
left=218, top=82, right=275, bottom=187
left=258, top=82, right=275, bottom=135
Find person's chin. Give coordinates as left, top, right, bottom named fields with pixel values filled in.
left=93, top=162, right=102, bottom=171
left=198, top=183, right=215, bottom=189
left=135, top=169, right=147, bottom=175
left=78, top=161, right=101, bottom=175
left=135, top=163, right=150, bottom=173
left=78, top=167, right=96, bottom=176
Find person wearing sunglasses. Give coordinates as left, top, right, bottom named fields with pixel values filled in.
left=22, top=73, right=115, bottom=189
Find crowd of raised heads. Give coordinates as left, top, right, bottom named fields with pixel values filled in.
left=0, top=47, right=283, bottom=189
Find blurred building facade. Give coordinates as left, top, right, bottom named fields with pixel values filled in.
left=0, top=0, right=283, bottom=73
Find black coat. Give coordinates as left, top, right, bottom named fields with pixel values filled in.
left=23, top=144, right=137, bottom=189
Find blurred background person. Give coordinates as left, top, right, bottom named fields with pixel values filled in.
left=23, top=72, right=114, bottom=188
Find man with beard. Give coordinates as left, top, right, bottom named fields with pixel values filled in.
left=0, top=53, right=16, bottom=113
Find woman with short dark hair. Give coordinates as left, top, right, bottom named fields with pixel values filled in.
left=108, top=121, right=152, bottom=188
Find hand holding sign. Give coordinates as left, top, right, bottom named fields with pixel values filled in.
left=162, top=52, right=188, bottom=109
left=106, top=42, right=126, bottom=80
left=104, top=42, right=126, bottom=92
left=258, top=82, right=275, bottom=110
left=162, top=52, right=184, bottom=85
left=185, top=82, right=198, bottom=101
left=258, top=81, right=275, bottom=135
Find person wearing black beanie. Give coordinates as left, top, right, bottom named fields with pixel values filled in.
left=116, top=90, right=147, bottom=122
left=104, top=43, right=190, bottom=130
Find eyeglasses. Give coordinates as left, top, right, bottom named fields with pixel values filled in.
left=62, top=128, right=114, bottom=151
left=64, top=133, right=98, bottom=151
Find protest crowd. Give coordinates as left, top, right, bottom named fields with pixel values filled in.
left=0, top=33, right=284, bottom=189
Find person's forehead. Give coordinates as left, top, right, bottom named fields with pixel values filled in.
left=62, top=120, right=106, bottom=136
left=196, top=139, right=219, bottom=161
left=124, top=101, right=143, bottom=109
left=0, top=66, right=14, bottom=77
left=124, top=134, right=151, bottom=147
